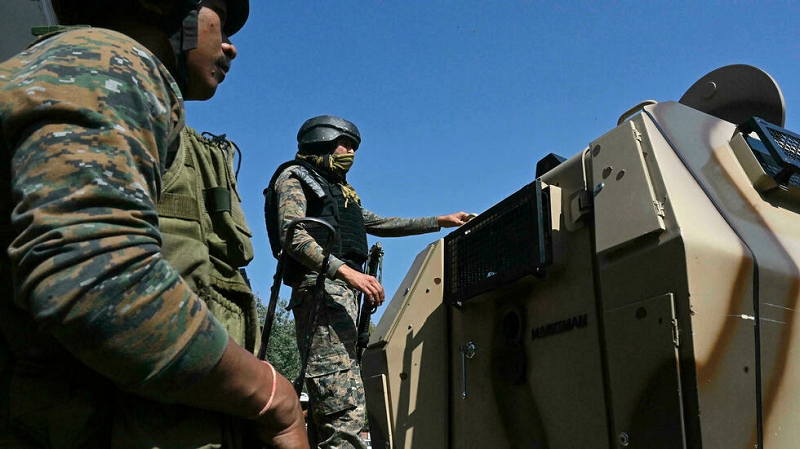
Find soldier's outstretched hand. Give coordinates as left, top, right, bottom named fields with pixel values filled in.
left=438, top=211, right=474, bottom=228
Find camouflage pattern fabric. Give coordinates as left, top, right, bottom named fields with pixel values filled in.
left=292, top=282, right=365, bottom=449
left=273, top=163, right=440, bottom=448
left=0, top=28, right=229, bottom=447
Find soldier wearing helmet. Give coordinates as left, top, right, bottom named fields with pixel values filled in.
left=264, top=115, right=469, bottom=448
left=0, top=1, right=308, bottom=448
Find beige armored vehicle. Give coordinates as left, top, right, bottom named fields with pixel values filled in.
left=4, top=4, right=797, bottom=447
left=362, top=65, right=800, bottom=449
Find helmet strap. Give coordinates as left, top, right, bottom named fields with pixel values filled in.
left=167, top=1, right=200, bottom=95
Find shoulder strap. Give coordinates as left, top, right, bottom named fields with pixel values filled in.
left=288, top=165, right=327, bottom=200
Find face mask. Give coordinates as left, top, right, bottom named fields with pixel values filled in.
left=330, top=153, right=355, bottom=175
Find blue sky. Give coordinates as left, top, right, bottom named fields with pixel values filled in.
left=187, top=1, right=800, bottom=322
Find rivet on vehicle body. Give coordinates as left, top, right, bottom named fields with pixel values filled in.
left=602, top=166, right=613, bottom=178
left=592, top=145, right=602, bottom=156
left=619, top=432, right=630, bottom=447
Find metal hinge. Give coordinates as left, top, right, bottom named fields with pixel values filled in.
left=671, top=318, right=680, bottom=347
left=577, top=189, right=592, bottom=212
left=653, top=200, right=665, bottom=218
left=633, top=127, right=643, bottom=143
left=632, top=124, right=649, bottom=160
left=569, top=189, right=592, bottom=219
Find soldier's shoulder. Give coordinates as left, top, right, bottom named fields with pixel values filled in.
left=275, top=161, right=303, bottom=183
left=21, top=27, right=145, bottom=61
left=3, top=26, right=180, bottom=131
left=10, top=27, right=170, bottom=86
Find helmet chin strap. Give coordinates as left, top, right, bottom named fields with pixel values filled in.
left=167, top=0, right=201, bottom=96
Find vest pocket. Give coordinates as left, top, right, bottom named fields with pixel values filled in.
left=206, top=185, right=253, bottom=270
left=202, top=287, right=247, bottom=349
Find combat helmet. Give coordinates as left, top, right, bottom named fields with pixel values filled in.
left=50, top=0, right=249, bottom=92
left=297, top=115, right=362, bottom=152
left=51, top=0, right=248, bottom=35
left=222, top=0, right=249, bottom=37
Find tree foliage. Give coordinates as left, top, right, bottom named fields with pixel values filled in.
left=256, top=295, right=301, bottom=381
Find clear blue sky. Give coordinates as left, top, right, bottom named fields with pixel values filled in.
left=187, top=1, right=800, bottom=323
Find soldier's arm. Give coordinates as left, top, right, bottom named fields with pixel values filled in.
left=362, top=209, right=470, bottom=236
left=361, top=207, right=441, bottom=237
left=6, top=28, right=221, bottom=401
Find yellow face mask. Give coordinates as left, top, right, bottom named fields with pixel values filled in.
left=330, top=153, right=355, bottom=175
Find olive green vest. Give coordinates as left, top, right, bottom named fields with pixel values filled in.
left=100, top=127, right=262, bottom=448
left=158, top=127, right=259, bottom=351
left=110, top=128, right=262, bottom=448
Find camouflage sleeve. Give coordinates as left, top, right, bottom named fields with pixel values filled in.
left=1, top=29, right=227, bottom=400
left=274, top=167, right=345, bottom=278
left=362, top=208, right=441, bottom=237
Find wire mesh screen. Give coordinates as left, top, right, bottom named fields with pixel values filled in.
left=744, top=117, right=800, bottom=187
left=767, top=126, right=800, bottom=165
left=444, top=180, right=551, bottom=306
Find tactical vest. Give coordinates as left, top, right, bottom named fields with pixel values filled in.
left=157, top=127, right=259, bottom=351
left=265, top=160, right=369, bottom=285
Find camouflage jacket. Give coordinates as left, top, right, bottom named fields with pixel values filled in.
left=0, top=27, right=228, bottom=428
left=273, top=162, right=440, bottom=289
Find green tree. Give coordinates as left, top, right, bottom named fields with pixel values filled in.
left=256, top=295, right=301, bottom=381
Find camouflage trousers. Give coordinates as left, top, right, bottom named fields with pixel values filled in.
left=291, top=279, right=368, bottom=449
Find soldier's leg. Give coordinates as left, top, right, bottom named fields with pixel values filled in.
left=292, top=283, right=366, bottom=449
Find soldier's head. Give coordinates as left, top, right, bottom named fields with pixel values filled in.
left=297, top=115, right=361, bottom=156
left=183, top=0, right=248, bottom=100
left=51, top=0, right=249, bottom=100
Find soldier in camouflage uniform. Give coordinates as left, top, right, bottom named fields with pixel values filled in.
left=0, top=0, right=308, bottom=448
left=265, top=115, right=469, bottom=449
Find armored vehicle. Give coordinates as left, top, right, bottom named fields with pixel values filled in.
left=362, top=64, right=800, bottom=449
